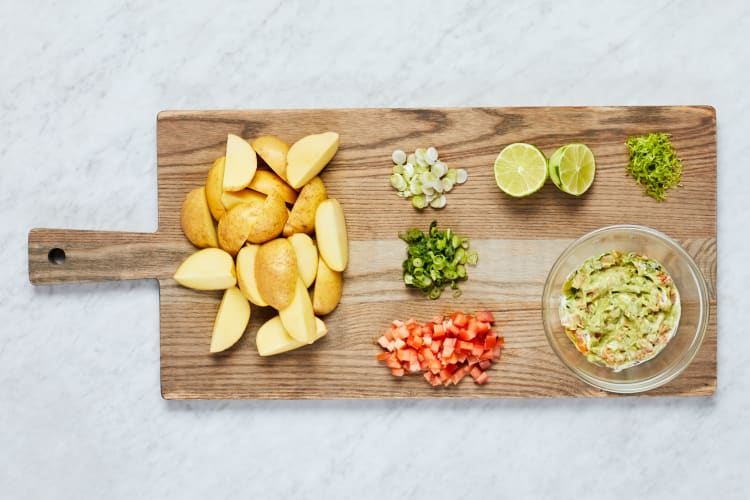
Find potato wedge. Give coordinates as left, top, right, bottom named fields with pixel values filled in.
left=283, top=176, right=327, bottom=237
left=236, top=244, right=268, bottom=307
left=315, top=198, right=349, bottom=272
left=246, top=190, right=288, bottom=244
left=256, top=315, right=327, bottom=356
left=288, top=233, right=318, bottom=288
left=205, top=156, right=227, bottom=220
left=252, top=136, right=290, bottom=180
left=313, top=256, right=343, bottom=315
left=210, top=287, right=251, bottom=353
left=217, top=203, right=258, bottom=256
left=286, top=132, right=340, bottom=189
left=221, top=189, right=265, bottom=211
left=279, top=277, right=317, bottom=343
left=223, top=134, right=257, bottom=192
left=249, top=170, right=298, bottom=205
left=173, top=248, right=236, bottom=290
left=181, top=186, right=218, bottom=248
left=255, top=238, right=298, bottom=310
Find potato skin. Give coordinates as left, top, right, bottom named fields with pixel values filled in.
left=313, top=257, right=343, bottom=315
left=283, top=176, right=327, bottom=237
left=247, top=190, right=288, bottom=244
left=205, top=156, right=227, bottom=221
left=252, top=136, right=290, bottom=180
left=181, top=186, right=218, bottom=248
left=255, top=238, right=298, bottom=310
left=217, top=203, right=258, bottom=256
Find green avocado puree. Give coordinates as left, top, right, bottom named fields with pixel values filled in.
left=560, top=251, right=680, bottom=371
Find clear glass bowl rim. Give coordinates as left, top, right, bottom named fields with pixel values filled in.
left=541, top=224, right=710, bottom=394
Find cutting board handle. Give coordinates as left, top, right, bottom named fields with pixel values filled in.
left=28, top=228, right=166, bottom=285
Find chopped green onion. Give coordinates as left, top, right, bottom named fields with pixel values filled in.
left=398, top=221, right=479, bottom=299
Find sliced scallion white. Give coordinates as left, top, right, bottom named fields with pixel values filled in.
left=389, top=147, right=468, bottom=210
left=456, top=168, right=468, bottom=184
left=392, top=149, right=406, bottom=165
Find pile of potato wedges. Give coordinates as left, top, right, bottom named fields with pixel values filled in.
left=174, top=131, right=348, bottom=356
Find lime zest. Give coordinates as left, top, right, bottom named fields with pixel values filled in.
left=625, top=132, right=682, bottom=201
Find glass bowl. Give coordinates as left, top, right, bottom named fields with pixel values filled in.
left=542, top=225, right=709, bottom=393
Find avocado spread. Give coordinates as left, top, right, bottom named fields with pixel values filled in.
left=559, top=251, right=680, bottom=371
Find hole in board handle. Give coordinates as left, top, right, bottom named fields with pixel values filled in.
left=48, top=248, right=66, bottom=265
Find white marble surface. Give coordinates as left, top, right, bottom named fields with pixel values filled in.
left=1, top=0, right=748, bottom=498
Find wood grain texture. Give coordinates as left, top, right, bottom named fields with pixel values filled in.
left=29, top=106, right=717, bottom=399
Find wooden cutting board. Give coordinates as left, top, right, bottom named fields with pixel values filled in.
left=28, top=106, right=717, bottom=399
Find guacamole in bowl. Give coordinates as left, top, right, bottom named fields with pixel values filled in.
left=559, top=251, right=680, bottom=372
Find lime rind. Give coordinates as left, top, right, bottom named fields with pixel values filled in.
left=493, top=143, right=548, bottom=197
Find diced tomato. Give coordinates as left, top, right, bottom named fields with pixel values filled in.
left=475, top=321, right=490, bottom=334
left=475, top=311, right=495, bottom=323
left=484, top=334, right=497, bottom=350
left=451, top=312, right=468, bottom=327
left=446, top=321, right=460, bottom=335
left=451, top=365, right=470, bottom=384
left=457, top=340, right=474, bottom=352
left=471, top=343, right=484, bottom=357
left=388, top=357, right=402, bottom=368
left=432, top=323, right=445, bottom=338
left=430, top=339, right=442, bottom=354
left=376, top=351, right=390, bottom=361
left=479, top=350, right=495, bottom=361
left=377, top=312, right=505, bottom=387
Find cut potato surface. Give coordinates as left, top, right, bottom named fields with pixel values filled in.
left=221, top=189, right=265, bottom=211
left=256, top=316, right=327, bottom=356
left=288, top=233, right=318, bottom=288
left=236, top=244, right=268, bottom=307
left=286, top=132, right=340, bottom=189
left=224, top=134, right=257, bottom=192
left=279, top=278, right=317, bottom=343
left=210, top=287, right=251, bottom=353
left=173, top=248, right=236, bottom=290
left=315, top=198, right=349, bottom=272
left=248, top=170, right=298, bottom=204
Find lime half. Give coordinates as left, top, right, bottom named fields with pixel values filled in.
left=493, top=143, right=548, bottom=197
left=548, top=143, right=596, bottom=196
